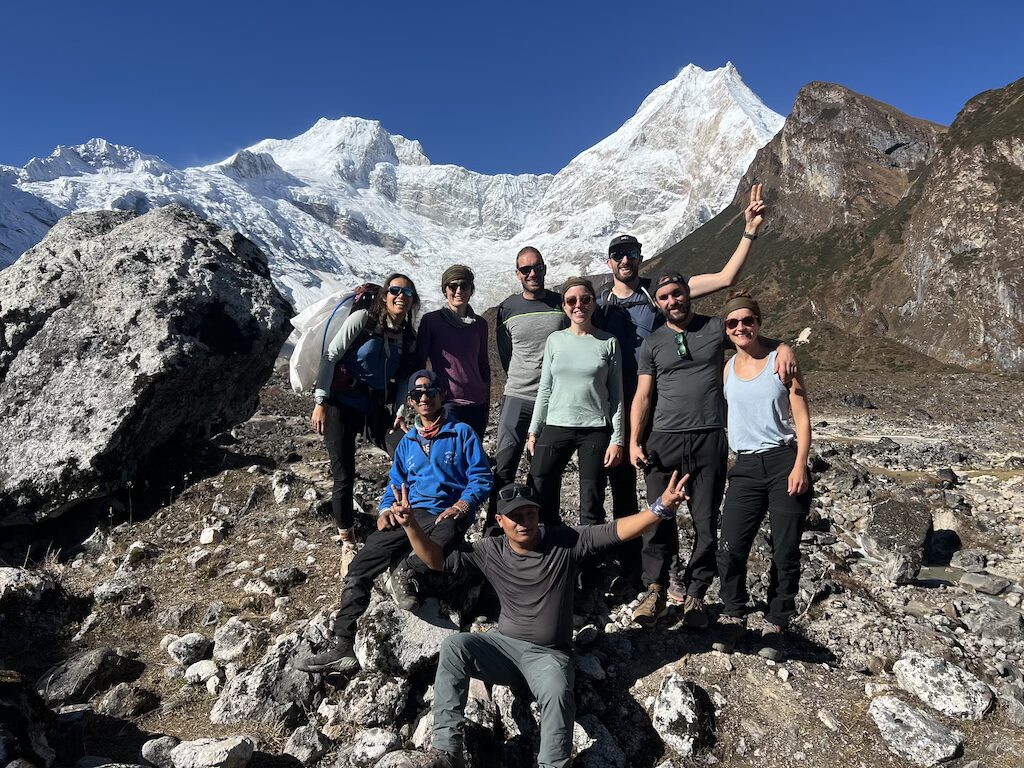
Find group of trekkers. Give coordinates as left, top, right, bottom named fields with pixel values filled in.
left=297, top=186, right=813, bottom=768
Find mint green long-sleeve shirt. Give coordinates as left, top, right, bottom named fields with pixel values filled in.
left=528, top=329, right=624, bottom=445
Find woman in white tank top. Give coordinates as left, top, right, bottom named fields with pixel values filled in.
left=713, top=291, right=811, bottom=662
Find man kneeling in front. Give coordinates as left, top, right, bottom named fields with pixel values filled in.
left=388, top=472, right=690, bottom=768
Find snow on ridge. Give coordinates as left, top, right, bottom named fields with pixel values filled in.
left=1, top=63, right=784, bottom=311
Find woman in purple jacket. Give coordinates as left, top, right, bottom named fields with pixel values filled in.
left=416, top=265, right=491, bottom=439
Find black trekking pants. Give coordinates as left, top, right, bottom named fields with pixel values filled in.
left=529, top=425, right=609, bottom=529
left=717, top=444, right=810, bottom=628
left=324, top=402, right=367, bottom=530
left=331, top=509, right=464, bottom=640
left=487, top=395, right=535, bottom=528
left=642, top=429, right=727, bottom=593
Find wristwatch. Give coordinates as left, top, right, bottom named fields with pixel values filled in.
left=314, top=393, right=327, bottom=406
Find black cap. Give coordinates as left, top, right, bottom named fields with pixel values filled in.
left=407, top=369, right=443, bottom=396
left=608, top=234, right=642, bottom=254
left=495, top=484, right=541, bottom=517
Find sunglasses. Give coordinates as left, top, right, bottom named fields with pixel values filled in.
left=565, top=295, right=594, bottom=308
left=497, top=484, right=536, bottom=501
left=445, top=281, right=473, bottom=293
left=410, top=386, right=440, bottom=400
left=675, top=332, right=691, bottom=359
left=609, top=249, right=641, bottom=263
left=517, top=264, right=545, bottom=275
left=388, top=285, right=416, bottom=298
left=725, top=315, right=758, bottom=330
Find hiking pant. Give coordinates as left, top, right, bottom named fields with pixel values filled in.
left=487, top=395, right=535, bottom=527
left=433, top=630, right=574, bottom=768
left=718, top=445, right=810, bottom=628
left=331, top=509, right=464, bottom=640
left=641, top=429, right=727, bottom=593
left=529, top=425, right=609, bottom=532
left=324, top=402, right=366, bottom=530
left=449, top=402, right=489, bottom=441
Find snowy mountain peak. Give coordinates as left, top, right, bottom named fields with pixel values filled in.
left=3, top=62, right=783, bottom=311
left=21, top=138, right=173, bottom=183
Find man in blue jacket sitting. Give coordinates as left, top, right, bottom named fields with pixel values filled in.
left=296, top=369, right=493, bottom=675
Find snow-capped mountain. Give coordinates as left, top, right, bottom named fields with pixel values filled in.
left=0, top=63, right=783, bottom=311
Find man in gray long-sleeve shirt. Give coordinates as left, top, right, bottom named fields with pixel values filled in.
left=488, top=246, right=568, bottom=528
left=390, top=475, right=690, bottom=768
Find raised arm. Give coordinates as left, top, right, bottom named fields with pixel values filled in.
left=615, top=471, right=690, bottom=541
left=687, top=184, right=766, bottom=299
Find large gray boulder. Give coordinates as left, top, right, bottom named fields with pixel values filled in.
left=860, top=495, right=934, bottom=584
left=354, top=597, right=459, bottom=675
left=869, top=696, right=964, bottom=766
left=0, top=205, right=291, bottom=524
left=35, top=647, right=143, bottom=707
left=893, top=651, right=994, bottom=720
left=649, top=673, right=715, bottom=758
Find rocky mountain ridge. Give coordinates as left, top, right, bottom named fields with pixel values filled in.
left=0, top=63, right=783, bottom=312
left=649, top=76, right=1024, bottom=373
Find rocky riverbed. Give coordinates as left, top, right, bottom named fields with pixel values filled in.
left=2, top=366, right=1023, bottom=768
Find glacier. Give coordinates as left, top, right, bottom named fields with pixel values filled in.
left=0, top=63, right=783, bottom=311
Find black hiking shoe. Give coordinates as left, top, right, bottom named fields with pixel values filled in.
left=293, top=637, right=358, bottom=674
left=711, top=615, right=746, bottom=654
left=682, top=595, right=710, bottom=630
left=389, top=561, right=421, bottom=612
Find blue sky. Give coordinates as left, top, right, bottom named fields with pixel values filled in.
left=2, top=1, right=1020, bottom=175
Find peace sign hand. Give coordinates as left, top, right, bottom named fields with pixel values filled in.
left=389, top=483, right=415, bottom=528
left=743, top=183, right=767, bottom=234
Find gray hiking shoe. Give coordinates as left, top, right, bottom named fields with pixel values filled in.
left=293, top=637, right=359, bottom=674
left=406, top=748, right=465, bottom=768
left=711, top=615, right=746, bottom=653
left=757, top=621, right=785, bottom=662
left=389, top=561, right=421, bottom=612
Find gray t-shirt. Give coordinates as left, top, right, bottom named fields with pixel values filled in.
left=496, top=291, right=569, bottom=400
left=445, top=523, right=621, bottom=649
left=637, top=314, right=726, bottom=432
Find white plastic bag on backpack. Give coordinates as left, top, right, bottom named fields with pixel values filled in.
left=288, top=289, right=358, bottom=393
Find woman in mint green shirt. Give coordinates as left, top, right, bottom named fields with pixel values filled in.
left=527, top=278, right=624, bottom=551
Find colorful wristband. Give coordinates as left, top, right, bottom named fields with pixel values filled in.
left=650, top=496, right=675, bottom=520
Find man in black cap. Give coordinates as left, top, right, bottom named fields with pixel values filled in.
left=626, top=186, right=797, bottom=629
left=388, top=472, right=690, bottom=768
left=295, top=369, right=492, bottom=675
left=597, top=184, right=773, bottom=604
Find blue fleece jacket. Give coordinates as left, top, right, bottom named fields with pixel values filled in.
left=378, top=420, right=492, bottom=519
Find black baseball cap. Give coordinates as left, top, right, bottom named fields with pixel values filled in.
left=608, top=234, right=642, bottom=254
left=496, top=484, right=541, bottom=516
left=407, top=369, right=443, bottom=396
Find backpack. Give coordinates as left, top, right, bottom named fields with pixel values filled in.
left=288, top=283, right=380, bottom=393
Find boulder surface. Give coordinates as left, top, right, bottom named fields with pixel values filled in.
left=0, top=205, right=291, bottom=524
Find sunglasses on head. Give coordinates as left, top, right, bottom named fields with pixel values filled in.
left=445, top=281, right=472, bottom=293
left=497, top=485, right=536, bottom=501
left=388, top=285, right=416, bottom=298
left=609, top=249, right=641, bottom=263
left=410, top=386, right=440, bottom=400
left=517, top=263, right=545, bottom=275
left=565, top=295, right=594, bottom=308
left=725, top=315, right=758, bottom=330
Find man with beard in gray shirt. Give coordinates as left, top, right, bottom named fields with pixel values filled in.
left=387, top=474, right=690, bottom=768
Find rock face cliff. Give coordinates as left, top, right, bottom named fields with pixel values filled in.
left=0, top=205, right=292, bottom=525
left=650, top=76, right=1024, bottom=373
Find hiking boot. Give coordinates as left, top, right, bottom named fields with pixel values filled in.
left=682, top=595, right=709, bottom=629
left=667, top=572, right=687, bottom=604
left=711, top=615, right=746, bottom=654
left=409, top=748, right=465, bottom=768
left=339, top=541, right=358, bottom=579
left=389, top=561, right=421, bottom=612
left=293, top=636, right=358, bottom=674
left=757, top=621, right=785, bottom=662
left=608, top=574, right=642, bottom=601
left=632, top=584, right=667, bottom=628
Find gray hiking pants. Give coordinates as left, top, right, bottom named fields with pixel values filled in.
left=432, top=630, right=575, bottom=768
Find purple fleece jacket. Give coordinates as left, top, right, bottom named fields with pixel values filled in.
left=416, top=308, right=490, bottom=406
